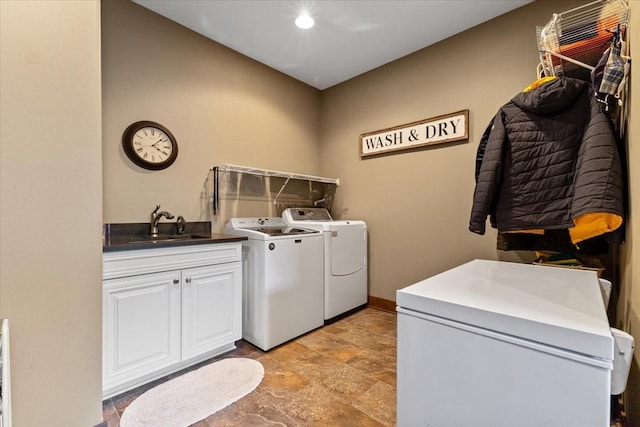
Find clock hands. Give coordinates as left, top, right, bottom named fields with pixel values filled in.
left=151, top=140, right=166, bottom=154
left=149, top=138, right=169, bottom=156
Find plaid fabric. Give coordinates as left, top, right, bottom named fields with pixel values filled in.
left=599, top=43, right=626, bottom=95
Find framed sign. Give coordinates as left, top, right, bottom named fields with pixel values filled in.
left=360, top=110, right=469, bottom=158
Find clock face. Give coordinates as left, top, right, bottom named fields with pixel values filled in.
left=132, top=126, right=173, bottom=164
left=122, top=121, right=178, bottom=170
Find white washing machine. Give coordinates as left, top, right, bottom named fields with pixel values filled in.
left=283, top=208, right=367, bottom=322
left=224, top=217, right=324, bottom=351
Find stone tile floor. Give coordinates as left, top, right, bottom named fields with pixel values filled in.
left=102, top=307, right=397, bottom=426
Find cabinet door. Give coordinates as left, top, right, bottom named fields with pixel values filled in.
left=103, top=270, right=181, bottom=391
left=181, top=262, right=242, bottom=360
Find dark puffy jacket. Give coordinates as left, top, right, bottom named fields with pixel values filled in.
left=469, top=77, right=624, bottom=243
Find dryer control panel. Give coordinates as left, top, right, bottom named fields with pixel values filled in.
left=283, top=208, right=332, bottom=221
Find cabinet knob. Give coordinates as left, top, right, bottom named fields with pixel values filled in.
left=185, top=277, right=192, bottom=283
left=173, top=279, right=179, bottom=284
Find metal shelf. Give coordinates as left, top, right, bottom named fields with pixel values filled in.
left=210, top=164, right=339, bottom=185
left=209, top=164, right=339, bottom=214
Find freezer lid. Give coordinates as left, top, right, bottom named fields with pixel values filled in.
left=396, top=260, right=613, bottom=360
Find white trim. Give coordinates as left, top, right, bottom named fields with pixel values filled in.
left=1, top=319, right=12, bottom=427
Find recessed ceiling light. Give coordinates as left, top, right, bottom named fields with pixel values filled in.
left=295, top=14, right=314, bottom=29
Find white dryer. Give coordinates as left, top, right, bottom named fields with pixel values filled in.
left=283, top=208, right=367, bottom=322
left=224, top=217, right=324, bottom=350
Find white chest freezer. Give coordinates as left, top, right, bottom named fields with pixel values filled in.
left=396, top=259, right=633, bottom=427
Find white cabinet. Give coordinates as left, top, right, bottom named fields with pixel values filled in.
left=181, top=263, right=241, bottom=360
left=103, top=270, right=182, bottom=391
left=102, top=243, right=242, bottom=398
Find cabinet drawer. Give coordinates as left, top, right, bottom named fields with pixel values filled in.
left=103, top=243, right=242, bottom=280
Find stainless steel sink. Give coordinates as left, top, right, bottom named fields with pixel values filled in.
left=127, top=234, right=211, bottom=244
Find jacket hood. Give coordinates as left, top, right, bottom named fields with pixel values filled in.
left=511, top=77, right=587, bottom=116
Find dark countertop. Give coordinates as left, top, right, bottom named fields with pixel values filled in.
left=103, top=221, right=246, bottom=253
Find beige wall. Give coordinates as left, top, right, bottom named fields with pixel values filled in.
left=618, top=2, right=640, bottom=423
left=321, top=0, right=639, bottom=421
left=103, top=1, right=640, bottom=421
left=1, top=0, right=635, bottom=425
left=101, top=0, right=322, bottom=231
left=0, top=1, right=103, bottom=426
left=319, top=1, right=584, bottom=301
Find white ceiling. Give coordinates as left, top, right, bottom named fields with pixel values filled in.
left=134, top=0, right=532, bottom=90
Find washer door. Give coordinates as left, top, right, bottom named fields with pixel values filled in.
left=331, top=223, right=366, bottom=275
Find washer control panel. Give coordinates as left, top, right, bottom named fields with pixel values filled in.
left=283, top=208, right=333, bottom=221
left=227, top=217, right=287, bottom=229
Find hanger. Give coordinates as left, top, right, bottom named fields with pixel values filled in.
left=536, top=0, right=629, bottom=77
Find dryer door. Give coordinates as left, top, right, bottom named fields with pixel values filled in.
left=331, top=223, right=366, bottom=276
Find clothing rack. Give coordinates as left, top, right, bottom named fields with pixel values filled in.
left=537, top=0, right=629, bottom=77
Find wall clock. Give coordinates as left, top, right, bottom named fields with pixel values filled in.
left=122, top=120, right=178, bottom=170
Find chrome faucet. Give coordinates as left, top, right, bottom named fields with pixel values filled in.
left=150, top=204, right=174, bottom=237
left=176, top=215, right=186, bottom=235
